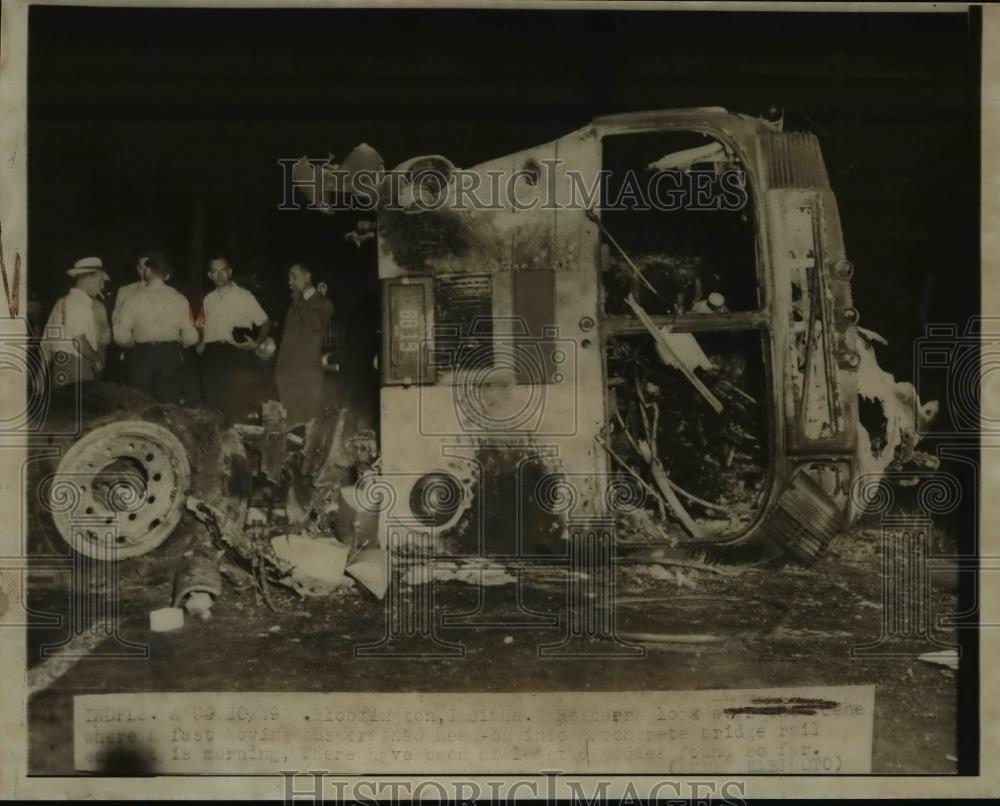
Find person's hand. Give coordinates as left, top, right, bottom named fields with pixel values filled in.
left=195, top=342, right=205, bottom=356
left=92, top=360, right=103, bottom=374
left=235, top=339, right=258, bottom=351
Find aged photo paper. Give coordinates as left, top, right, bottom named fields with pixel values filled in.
left=0, top=0, right=997, bottom=800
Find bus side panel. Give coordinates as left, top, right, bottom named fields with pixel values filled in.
left=377, top=127, right=610, bottom=549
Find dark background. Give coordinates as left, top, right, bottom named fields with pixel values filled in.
left=28, top=6, right=980, bottom=385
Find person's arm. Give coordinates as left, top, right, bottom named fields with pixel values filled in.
left=111, top=287, right=126, bottom=333
left=315, top=297, right=334, bottom=341
left=235, top=317, right=270, bottom=350
left=194, top=295, right=208, bottom=354
left=66, top=294, right=105, bottom=370
left=94, top=300, right=112, bottom=348
left=43, top=298, right=62, bottom=333
left=255, top=318, right=272, bottom=347
left=77, top=337, right=103, bottom=371
left=178, top=297, right=199, bottom=349
left=236, top=292, right=271, bottom=350
left=39, top=298, right=63, bottom=371
left=113, top=297, right=136, bottom=348
left=93, top=301, right=111, bottom=368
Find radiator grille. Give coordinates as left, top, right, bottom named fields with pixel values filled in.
left=762, top=131, right=830, bottom=189
left=760, top=470, right=843, bottom=566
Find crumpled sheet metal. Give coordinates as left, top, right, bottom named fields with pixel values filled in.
left=854, top=327, right=938, bottom=482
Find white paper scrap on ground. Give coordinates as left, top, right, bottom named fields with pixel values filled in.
left=74, top=685, right=874, bottom=774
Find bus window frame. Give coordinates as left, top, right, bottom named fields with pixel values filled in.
left=596, top=123, right=781, bottom=546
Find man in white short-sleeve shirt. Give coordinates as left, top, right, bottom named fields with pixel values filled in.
left=197, top=256, right=272, bottom=420
left=200, top=269, right=269, bottom=346
left=41, top=256, right=112, bottom=387
left=114, top=252, right=198, bottom=403
left=112, top=255, right=148, bottom=334
left=110, top=253, right=150, bottom=383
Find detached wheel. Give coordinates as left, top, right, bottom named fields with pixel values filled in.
left=48, top=421, right=192, bottom=559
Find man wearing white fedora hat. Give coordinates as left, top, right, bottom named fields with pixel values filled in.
left=40, top=257, right=112, bottom=387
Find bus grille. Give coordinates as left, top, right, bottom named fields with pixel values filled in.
left=762, top=131, right=830, bottom=189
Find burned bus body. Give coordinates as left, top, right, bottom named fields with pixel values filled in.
left=41, top=108, right=936, bottom=578
left=369, top=107, right=935, bottom=565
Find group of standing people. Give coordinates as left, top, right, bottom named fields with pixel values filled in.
left=41, top=252, right=336, bottom=427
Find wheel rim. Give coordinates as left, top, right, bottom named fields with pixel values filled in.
left=49, top=421, right=192, bottom=559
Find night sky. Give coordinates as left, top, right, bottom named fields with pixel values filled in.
left=28, top=6, right=981, bottom=384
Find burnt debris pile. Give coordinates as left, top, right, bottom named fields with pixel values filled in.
left=606, top=328, right=769, bottom=544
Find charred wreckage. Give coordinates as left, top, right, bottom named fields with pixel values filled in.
left=36, top=107, right=939, bottom=623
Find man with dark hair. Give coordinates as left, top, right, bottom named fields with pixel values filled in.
left=275, top=262, right=334, bottom=426
left=196, top=255, right=272, bottom=420
left=112, top=251, right=174, bottom=381
left=114, top=252, right=198, bottom=403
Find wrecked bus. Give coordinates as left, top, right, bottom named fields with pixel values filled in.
left=43, top=107, right=934, bottom=572
left=369, top=106, right=882, bottom=565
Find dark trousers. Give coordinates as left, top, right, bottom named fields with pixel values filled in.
left=200, top=342, right=267, bottom=423
left=127, top=342, right=184, bottom=404
left=179, top=346, right=204, bottom=405
left=109, top=347, right=131, bottom=384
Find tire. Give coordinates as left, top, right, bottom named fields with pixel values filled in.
left=34, top=382, right=252, bottom=561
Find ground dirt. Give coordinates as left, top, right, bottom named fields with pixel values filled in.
left=26, top=518, right=960, bottom=775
